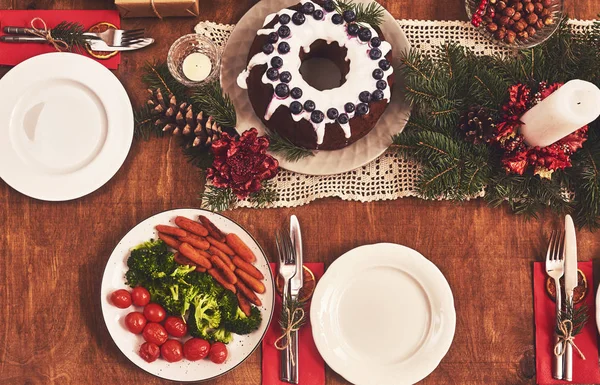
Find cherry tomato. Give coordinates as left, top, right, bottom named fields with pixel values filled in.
left=161, top=339, right=183, bottom=363
left=124, top=312, right=147, bottom=334
left=143, top=322, right=168, bottom=346
left=183, top=338, right=210, bottom=361
left=139, top=342, right=160, bottom=363
left=131, top=287, right=151, bottom=307
left=143, top=303, right=166, bottom=323
left=208, top=342, right=228, bottom=364
left=164, top=316, right=188, bottom=338
left=111, top=289, right=132, bottom=308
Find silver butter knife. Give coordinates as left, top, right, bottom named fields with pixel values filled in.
left=288, top=215, right=304, bottom=385
left=564, top=214, right=578, bottom=381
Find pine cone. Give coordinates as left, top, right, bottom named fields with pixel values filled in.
left=458, top=106, right=496, bottom=144
left=147, top=88, right=224, bottom=148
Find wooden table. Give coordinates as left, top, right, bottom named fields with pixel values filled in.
left=0, top=0, right=598, bottom=384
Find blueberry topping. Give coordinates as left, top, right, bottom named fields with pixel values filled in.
left=371, top=89, right=384, bottom=101
left=369, top=48, right=382, bottom=60
left=370, top=37, right=382, bottom=47
left=290, top=101, right=303, bottom=114
left=372, top=68, right=384, bottom=80
left=271, top=56, right=283, bottom=68
left=356, top=103, right=369, bottom=115
left=376, top=80, right=387, bottom=90
left=311, top=110, right=325, bottom=123
left=279, top=71, right=292, bottom=83
left=266, top=68, right=279, bottom=81
left=347, top=24, right=360, bottom=36
left=278, top=41, right=291, bottom=54
left=359, top=28, right=372, bottom=42
left=292, top=12, right=306, bottom=25
left=278, top=25, right=291, bottom=38
left=262, top=44, right=274, bottom=54
left=275, top=83, right=290, bottom=98
left=343, top=10, right=356, bottom=22
left=268, top=32, right=279, bottom=44
left=290, top=87, right=303, bottom=99
left=331, top=14, right=343, bottom=24
left=326, top=108, right=339, bottom=120
left=313, top=9, right=324, bottom=20
left=378, top=59, right=391, bottom=70
left=279, top=14, right=291, bottom=24
left=344, top=102, right=355, bottom=113
left=323, top=1, right=335, bottom=12
left=338, top=113, right=349, bottom=124
left=304, top=100, right=316, bottom=112
left=301, top=2, right=315, bottom=14
left=359, top=91, right=371, bottom=103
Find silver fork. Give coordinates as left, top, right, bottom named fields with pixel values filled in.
left=545, top=229, right=565, bottom=380
left=83, top=28, right=145, bottom=47
left=275, top=231, right=297, bottom=382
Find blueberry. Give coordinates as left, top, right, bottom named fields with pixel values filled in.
left=370, top=37, right=382, bottom=47
left=301, top=2, right=315, bottom=14
left=313, top=9, right=324, bottom=20
left=359, top=91, right=371, bottom=103
left=290, top=101, right=303, bottom=114
left=262, top=44, right=274, bottom=54
left=278, top=41, right=291, bottom=54
left=326, top=108, right=339, bottom=120
left=311, top=110, right=325, bottom=123
left=358, top=28, right=372, bottom=42
left=279, top=14, right=291, bottom=24
left=275, top=83, right=290, bottom=98
left=292, top=11, right=306, bottom=25
left=304, top=100, right=316, bottom=112
left=338, top=113, right=349, bottom=124
left=369, top=48, right=382, bottom=60
left=271, top=56, right=283, bottom=68
left=356, top=103, right=369, bottom=115
left=379, top=59, right=391, bottom=70
left=331, top=14, right=343, bottom=25
left=279, top=71, right=292, bottom=83
left=344, top=103, right=355, bottom=113
left=343, top=10, right=356, bottom=22
left=347, top=24, right=360, bottom=36
left=278, top=25, right=291, bottom=38
left=376, top=80, right=387, bottom=90
left=268, top=32, right=279, bottom=44
left=290, top=87, right=303, bottom=99
left=323, top=0, right=335, bottom=12
left=266, top=68, right=279, bottom=81
left=371, top=89, right=384, bottom=101
left=372, top=68, right=384, bottom=80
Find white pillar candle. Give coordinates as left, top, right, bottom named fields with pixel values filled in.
left=519, top=79, right=600, bottom=147
left=182, top=53, right=212, bottom=82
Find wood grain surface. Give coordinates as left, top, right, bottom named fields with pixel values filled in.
left=0, top=1, right=598, bottom=384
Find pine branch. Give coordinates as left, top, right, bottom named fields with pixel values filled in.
left=142, top=62, right=186, bottom=101
left=557, top=298, right=589, bottom=337
left=192, top=81, right=237, bottom=128
left=51, top=21, right=88, bottom=51
left=570, top=125, right=600, bottom=229
left=248, top=181, right=279, bottom=208
left=134, top=104, right=163, bottom=140
left=182, top=145, right=214, bottom=170
left=266, top=129, right=314, bottom=162
left=333, top=0, right=384, bottom=26
left=201, top=185, right=238, bottom=212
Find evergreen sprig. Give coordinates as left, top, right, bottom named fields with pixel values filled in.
left=141, top=62, right=186, bottom=102
left=192, top=81, right=237, bottom=128
left=334, top=0, right=384, bottom=27
left=556, top=298, right=589, bottom=338
left=266, top=129, right=314, bottom=162
left=51, top=21, right=88, bottom=51
left=201, top=181, right=279, bottom=212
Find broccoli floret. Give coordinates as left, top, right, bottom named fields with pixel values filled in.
left=171, top=264, right=196, bottom=278
left=219, top=290, right=238, bottom=323
left=224, top=306, right=262, bottom=335
left=212, top=327, right=233, bottom=344
left=193, top=293, right=221, bottom=329
left=125, top=240, right=176, bottom=286
left=184, top=272, right=224, bottom=298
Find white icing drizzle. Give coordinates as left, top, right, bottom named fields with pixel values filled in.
left=237, top=0, right=394, bottom=145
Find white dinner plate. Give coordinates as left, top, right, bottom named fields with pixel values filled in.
left=311, top=243, right=455, bottom=385
left=100, top=208, right=275, bottom=382
left=220, top=0, right=411, bottom=175
left=0, top=52, right=133, bottom=201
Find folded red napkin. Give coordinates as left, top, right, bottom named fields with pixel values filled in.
left=0, top=10, right=121, bottom=69
left=262, top=262, right=325, bottom=385
left=534, top=261, right=600, bottom=384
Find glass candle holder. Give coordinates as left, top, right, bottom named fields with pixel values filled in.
left=167, top=34, right=221, bottom=87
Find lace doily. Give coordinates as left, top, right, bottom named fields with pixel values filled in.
left=195, top=19, right=596, bottom=208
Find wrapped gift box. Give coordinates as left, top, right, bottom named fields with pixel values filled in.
left=115, top=0, right=199, bottom=18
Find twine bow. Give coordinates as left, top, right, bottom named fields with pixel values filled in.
left=150, top=0, right=163, bottom=19
left=554, top=319, right=586, bottom=360
left=29, top=18, right=69, bottom=51
left=274, top=306, right=305, bottom=366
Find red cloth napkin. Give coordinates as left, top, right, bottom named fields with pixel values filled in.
left=0, top=10, right=121, bottom=69
left=534, top=261, right=600, bottom=384
left=262, top=262, right=325, bottom=385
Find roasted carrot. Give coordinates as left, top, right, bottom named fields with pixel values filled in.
left=235, top=269, right=266, bottom=294
left=174, top=251, right=198, bottom=267
left=208, top=268, right=236, bottom=293
left=232, top=255, right=264, bottom=280
left=208, top=246, right=236, bottom=271
left=206, top=236, right=235, bottom=256
left=178, top=234, right=210, bottom=250
left=198, top=215, right=226, bottom=242
left=155, top=225, right=187, bottom=238
left=236, top=292, right=252, bottom=317
left=209, top=255, right=237, bottom=285
left=174, top=216, right=209, bottom=237
left=179, top=242, right=212, bottom=269
left=225, top=233, right=256, bottom=263
left=158, top=232, right=181, bottom=249
left=235, top=280, right=262, bottom=307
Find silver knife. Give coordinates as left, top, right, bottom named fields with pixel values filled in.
left=89, top=38, right=154, bottom=51
left=564, top=214, right=578, bottom=382
left=288, top=215, right=304, bottom=385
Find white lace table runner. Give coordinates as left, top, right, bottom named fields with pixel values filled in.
left=194, top=19, right=595, bottom=208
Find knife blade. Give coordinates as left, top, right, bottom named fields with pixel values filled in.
left=564, top=214, right=577, bottom=381
left=288, top=215, right=303, bottom=385
left=88, top=38, right=154, bottom=52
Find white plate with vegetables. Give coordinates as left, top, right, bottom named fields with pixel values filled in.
left=100, top=208, right=275, bottom=382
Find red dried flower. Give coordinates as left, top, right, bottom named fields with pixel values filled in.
left=207, top=128, right=279, bottom=199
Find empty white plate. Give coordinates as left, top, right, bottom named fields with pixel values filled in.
left=311, top=243, right=455, bottom=385
left=0, top=53, right=133, bottom=201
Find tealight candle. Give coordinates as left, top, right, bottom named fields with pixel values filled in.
left=520, top=80, right=600, bottom=147
left=182, top=52, right=212, bottom=82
